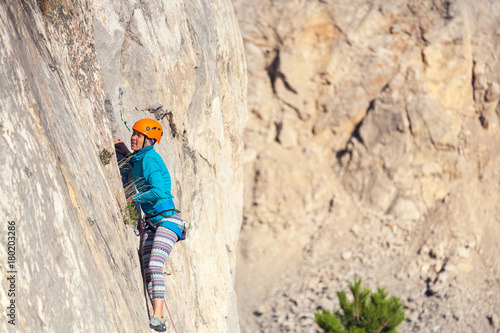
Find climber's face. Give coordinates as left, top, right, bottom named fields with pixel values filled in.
left=131, top=129, right=146, bottom=152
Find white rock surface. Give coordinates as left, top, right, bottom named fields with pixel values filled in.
left=0, top=1, right=246, bottom=332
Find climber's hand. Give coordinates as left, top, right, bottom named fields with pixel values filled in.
left=114, top=139, right=131, bottom=157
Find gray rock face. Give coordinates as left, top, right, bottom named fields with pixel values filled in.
left=0, top=1, right=246, bottom=332
left=234, top=0, right=500, bottom=332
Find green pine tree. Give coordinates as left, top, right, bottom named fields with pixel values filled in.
left=315, top=279, right=406, bottom=333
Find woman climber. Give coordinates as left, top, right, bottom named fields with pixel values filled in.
left=114, top=118, right=183, bottom=332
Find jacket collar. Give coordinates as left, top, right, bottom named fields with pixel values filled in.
left=130, top=145, right=154, bottom=163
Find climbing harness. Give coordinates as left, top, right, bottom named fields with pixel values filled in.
left=147, top=208, right=179, bottom=220
left=143, top=208, right=178, bottom=231
left=119, top=87, right=131, bottom=132
left=142, top=208, right=187, bottom=241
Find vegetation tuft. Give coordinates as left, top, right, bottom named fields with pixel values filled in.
left=315, top=279, right=406, bottom=333
left=99, top=148, right=113, bottom=166
left=123, top=204, right=139, bottom=228
left=38, top=0, right=63, bottom=17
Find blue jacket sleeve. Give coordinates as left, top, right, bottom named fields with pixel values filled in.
left=134, top=158, right=169, bottom=204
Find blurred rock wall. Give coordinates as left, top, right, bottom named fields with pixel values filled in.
left=0, top=0, right=246, bottom=332
left=233, top=0, right=500, bottom=331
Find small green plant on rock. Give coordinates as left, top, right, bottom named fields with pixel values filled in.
left=99, top=148, right=113, bottom=166
left=123, top=204, right=139, bottom=228
left=315, top=279, right=406, bottom=333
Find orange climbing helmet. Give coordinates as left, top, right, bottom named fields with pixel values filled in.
left=132, top=118, right=164, bottom=143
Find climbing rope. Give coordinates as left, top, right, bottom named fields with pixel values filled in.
left=138, top=226, right=153, bottom=319
left=119, top=87, right=131, bottom=132
left=164, top=300, right=178, bottom=333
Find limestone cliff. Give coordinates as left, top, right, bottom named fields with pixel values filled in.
left=0, top=1, right=246, bottom=332
left=234, top=0, right=500, bottom=332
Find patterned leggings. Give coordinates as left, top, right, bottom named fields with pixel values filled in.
left=141, top=226, right=178, bottom=301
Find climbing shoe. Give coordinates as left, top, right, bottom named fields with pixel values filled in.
left=149, top=316, right=166, bottom=332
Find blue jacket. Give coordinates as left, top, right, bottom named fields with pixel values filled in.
left=129, top=145, right=182, bottom=237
